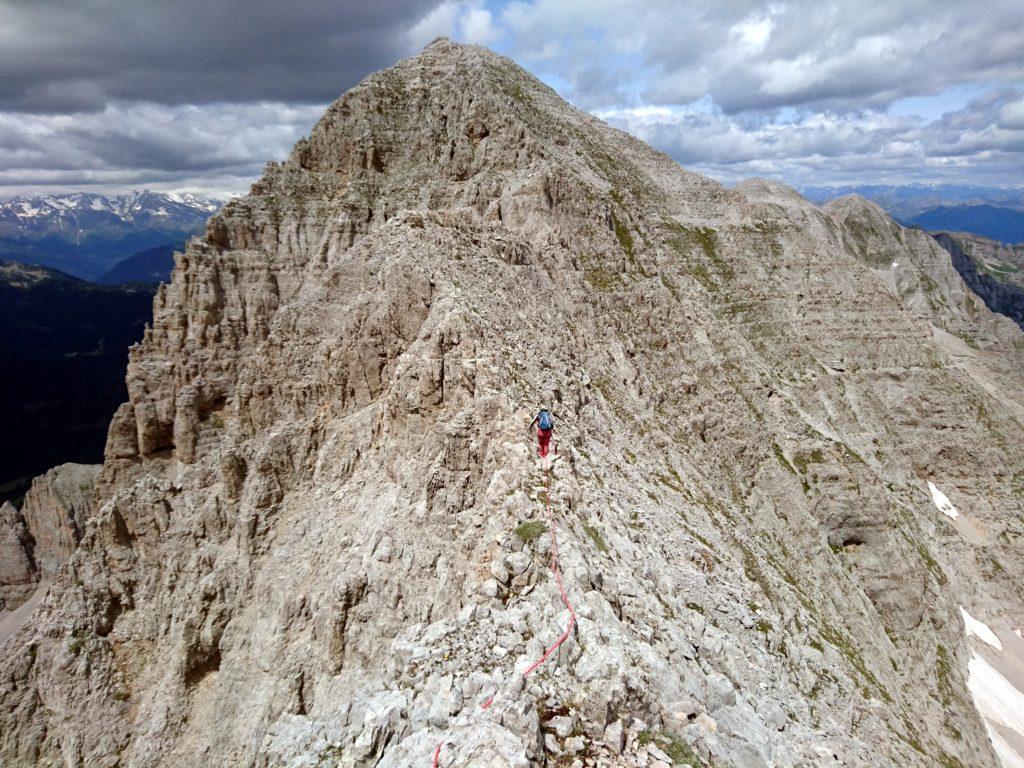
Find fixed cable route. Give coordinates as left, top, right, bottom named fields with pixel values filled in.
left=433, top=459, right=577, bottom=766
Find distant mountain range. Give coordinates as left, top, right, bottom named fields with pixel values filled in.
left=0, top=191, right=221, bottom=280
left=0, top=260, right=155, bottom=500
left=801, top=184, right=1024, bottom=244
left=800, top=184, right=1024, bottom=219
left=904, top=204, right=1024, bottom=245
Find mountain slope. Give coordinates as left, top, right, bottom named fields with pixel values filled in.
left=97, top=243, right=178, bottom=285
left=0, top=192, right=220, bottom=279
left=0, top=260, right=155, bottom=495
left=932, top=232, right=1024, bottom=330
left=1, top=40, right=1023, bottom=768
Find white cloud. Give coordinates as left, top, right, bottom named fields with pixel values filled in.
left=1000, top=97, right=1024, bottom=129
left=730, top=14, right=774, bottom=56
left=2, top=0, right=1022, bottom=194
left=407, top=0, right=499, bottom=50
left=407, top=1, right=463, bottom=50
left=461, top=6, right=499, bottom=45
left=493, top=0, right=1024, bottom=114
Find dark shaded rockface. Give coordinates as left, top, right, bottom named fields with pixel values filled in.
left=0, top=261, right=155, bottom=498
left=933, top=232, right=1024, bottom=329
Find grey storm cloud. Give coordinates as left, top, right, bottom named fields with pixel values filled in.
left=0, top=0, right=442, bottom=112
left=0, top=101, right=327, bottom=196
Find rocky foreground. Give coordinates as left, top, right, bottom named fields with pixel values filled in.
left=1, top=39, right=1023, bottom=768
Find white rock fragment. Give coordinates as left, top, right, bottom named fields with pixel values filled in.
left=604, top=719, right=625, bottom=753
left=545, top=715, right=574, bottom=739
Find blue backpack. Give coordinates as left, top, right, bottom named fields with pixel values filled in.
left=538, top=410, right=553, bottom=430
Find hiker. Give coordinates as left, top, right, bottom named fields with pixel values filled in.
left=528, top=407, right=559, bottom=458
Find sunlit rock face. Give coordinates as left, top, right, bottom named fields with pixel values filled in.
left=0, top=463, right=98, bottom=617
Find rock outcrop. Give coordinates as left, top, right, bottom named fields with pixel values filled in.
left=1, top=39, right=1023, bottom=768
left=19, top=463, right=100, bottom=579
left=932, top=231, right=1024, bottom=329
left=0, top=502, right=35, bottom=613
left=0, top=463, right=99, bottom=617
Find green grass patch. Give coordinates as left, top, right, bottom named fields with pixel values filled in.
left=514, top=521, right=547, bottom=543
left=773, top=443, right=797, bottom=474
left=612, top=212, right=635, bottom=259
left=583, top=265, right=621, bottom=291
left=638, top=730, right=709, bottom=766
left=791, top=448, right=824, bottom=474
left=582, top=523, right=610, bottom=554
left=917, top=542, right=948, bottom=586
left=935, top=644, right=959, bottom=708
left=818, top=622, right=893, bottom=703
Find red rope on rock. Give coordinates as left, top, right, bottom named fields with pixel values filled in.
left=431, top=460, right=576, bottom=766
left=520, top=464, right=577, bottom=678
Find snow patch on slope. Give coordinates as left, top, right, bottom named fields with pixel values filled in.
left=928, top=481, right=960, bottom=519
left=967, top=654, right=1024, bottom=768
left=962, top=607, right=1003, bottom=651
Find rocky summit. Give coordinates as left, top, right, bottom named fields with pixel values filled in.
left=2, top=39, right=1024, bottom=768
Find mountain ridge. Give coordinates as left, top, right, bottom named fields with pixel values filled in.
left=1, top=38, right=1023, bottom=768
left=0, top=191, right=221, bottom=280
left=0, top=191, right=220, bottom=228
left=97, top=243, right=178, bottom=285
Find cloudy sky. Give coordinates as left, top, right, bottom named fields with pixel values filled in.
left=1, top=0, right=1022, bottom=199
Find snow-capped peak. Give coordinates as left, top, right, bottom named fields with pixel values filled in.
left=0, top=191, right=223, bottom=229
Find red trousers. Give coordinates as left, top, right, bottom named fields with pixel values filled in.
left=537, top=427, right=553, bottom=457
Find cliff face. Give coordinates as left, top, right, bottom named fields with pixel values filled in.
left=2, top=40, right=1024, bottom=768
left=932, top=231, right=1024, bottom=330
left=0, top=502, right=35, bottom=614
left=0, top=463, right=99, bottom=618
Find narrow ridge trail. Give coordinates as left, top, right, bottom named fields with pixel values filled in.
left=433, top=458, right=577, bottom=766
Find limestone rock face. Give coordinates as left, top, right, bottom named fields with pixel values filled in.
left=19, top=463, right=100, bottom=579
left=2, top=39, right=1023, bottom=768
left=0, top=502, right=35, bottom=613
left=932, top=231, right=1024, bottom=329
left=0, top=463, right=99, bottom=618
